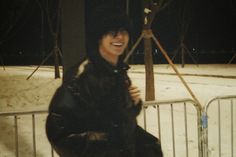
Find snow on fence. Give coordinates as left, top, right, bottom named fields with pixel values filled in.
left=0, top=95, right=236, bottom=157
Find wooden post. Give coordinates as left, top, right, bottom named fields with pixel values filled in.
left=143, top=0, right=156, bottom=101
left=61, top=0, right=86, bottom=80
left=143, top=29, right=155, bottom=101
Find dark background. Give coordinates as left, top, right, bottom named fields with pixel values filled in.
left=0, top=0, right=235, bottom=65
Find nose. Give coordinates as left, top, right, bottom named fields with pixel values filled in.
left=115, top=32, right=123, bottom=39
left=115, top=31, right=129, bottom=39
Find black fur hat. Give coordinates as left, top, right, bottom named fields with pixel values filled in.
left=86, top=4, right=131, bottom=60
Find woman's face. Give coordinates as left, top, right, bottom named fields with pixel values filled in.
left=99, top=30, right=129, bottom=64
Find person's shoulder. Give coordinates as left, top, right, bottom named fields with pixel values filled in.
left=63, top=60, right=97, bottom=96
left=48, top=84, right=74, bottom=113
left=64, top=59, right=86, bottom=77
left=117, top=57, right=130, bottom=71
left=64, top=59, right=95, bottom=83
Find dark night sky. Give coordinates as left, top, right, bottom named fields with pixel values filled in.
left=0, top=0, right=236, bottom=65
left=151, top=0, right=236, bottom=51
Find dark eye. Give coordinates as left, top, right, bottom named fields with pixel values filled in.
left=118, top=28, right=129, bottom=35
left=119, top=30, right=128, bottom=35
left=108, top=31, right=117, bottom=36
left=108, top=29, right=128, bottom=37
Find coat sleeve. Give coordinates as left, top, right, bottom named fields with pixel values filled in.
left=124, top=72, right=143, bottom=116
left=46, top=113, right=86, bottom=156
left=45, top=85, right=86, bottom=156
left=46, top=85, right=108, bottom=156
left=131, top=100, right=143, bottom=116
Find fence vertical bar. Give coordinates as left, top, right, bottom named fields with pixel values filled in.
left=156, top=105, right=162, bottom=143
left=202, top=111, right=208, bottom=157
left=184, top=103, right=189, bottom=157
left=170, top=104, right=176, bottom=157
left=143, top=106, right=147, bottom=130
left=197, top=106, right=203, bottom=157
left=32, top=114, right=36, bottom=157
left=14, top=115, right=19, bottom=157
left=230, top=100, right=233, bottom=157
left=218, top=99, right=221, bottom=157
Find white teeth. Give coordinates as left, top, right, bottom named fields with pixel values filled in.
left=112, top=42, right=123, bottom=46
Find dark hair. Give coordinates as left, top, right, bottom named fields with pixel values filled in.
left=86, top=4, right=131, bottom=60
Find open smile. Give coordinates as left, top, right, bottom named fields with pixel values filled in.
left=111, top=42, right=124, bottom=47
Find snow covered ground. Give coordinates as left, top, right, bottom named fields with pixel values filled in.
left=0, top=64, right=236, bottom=157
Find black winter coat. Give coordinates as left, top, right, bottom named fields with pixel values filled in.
left=46, top=57, right=163, bottom=157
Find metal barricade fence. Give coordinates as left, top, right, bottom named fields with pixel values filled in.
left=0, top=110, right=57, bottom=157
left=202, top=95, right=236, bottom=157
left=140, top=98, right=203, bottom=157
left=1, top=96, right=235, bottom=157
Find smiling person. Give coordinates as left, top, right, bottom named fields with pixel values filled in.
left=46, top=4, right=163, bottom=157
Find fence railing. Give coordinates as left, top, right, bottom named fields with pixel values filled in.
left=0, top=95, right=235, bottom=157
left=0, top=110, right=56, bottom=157
left=202, top=95, right=236, bottom=157
left=141, top=98, right=202, bottom=157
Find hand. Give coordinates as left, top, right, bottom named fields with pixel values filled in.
left=129, top=85, right=141, bottom=105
